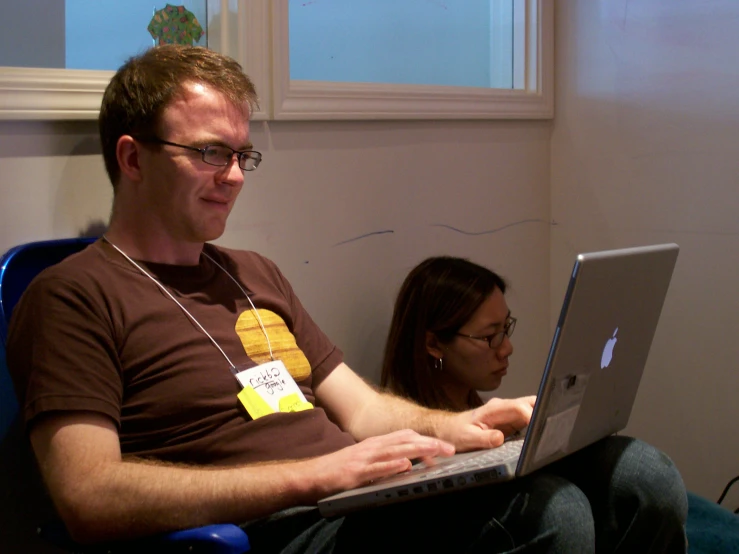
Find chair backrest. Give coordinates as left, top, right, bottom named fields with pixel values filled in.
left=0, top=238, right=96, bottom=549
left=1, top=238, right=96, bottom=440
left=0, top=238, right=96, bottom=345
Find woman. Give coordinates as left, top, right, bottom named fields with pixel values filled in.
left=380, top=255, right=689, bottom=552
left=381, top=255, right=514, bottom=411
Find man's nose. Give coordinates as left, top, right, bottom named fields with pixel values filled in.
left=220, top=155, right=245, bottom=185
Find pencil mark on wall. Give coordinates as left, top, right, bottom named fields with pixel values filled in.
left=334, top=230, right=395, bottom=246
left=431, top=219, right=557, bottom=236
left=620, top=0, right=631, bottom=32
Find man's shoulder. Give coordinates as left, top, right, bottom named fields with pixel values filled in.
left=32, top=241, right=102, bottom=278
left=23, top=240, right=129, bottom=301
left=7, top=241, right=119, bottom=344
left=33, top=240, right=114, bottom=281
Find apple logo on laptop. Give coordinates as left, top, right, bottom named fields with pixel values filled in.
left=600, top=327, right=618, bottom=369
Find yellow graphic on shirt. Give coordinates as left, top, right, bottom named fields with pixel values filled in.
left=235, top=309, right=311, bottom=381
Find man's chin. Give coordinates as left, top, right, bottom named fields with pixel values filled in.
left=197, top=223, right=227, bottom=242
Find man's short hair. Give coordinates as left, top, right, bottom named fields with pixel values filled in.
left=99, top=45, right=259, bottom=187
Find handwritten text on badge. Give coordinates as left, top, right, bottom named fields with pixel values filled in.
left=248, top=365, right=287, bottom=395
left=234, top=360, right=312, bottom=419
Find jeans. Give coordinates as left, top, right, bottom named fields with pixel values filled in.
left=242, top=436, right=688, bottom=553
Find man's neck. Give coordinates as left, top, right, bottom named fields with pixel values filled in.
left=104, top=224, right=204, bottom=266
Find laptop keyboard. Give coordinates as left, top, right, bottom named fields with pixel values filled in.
left=421, top=439, right=524, bottom=478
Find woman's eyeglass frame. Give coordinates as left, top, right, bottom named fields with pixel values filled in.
left=456, top=316, right=517, bottom=349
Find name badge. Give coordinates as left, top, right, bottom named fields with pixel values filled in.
left=233, top=360, right=313, bottom=420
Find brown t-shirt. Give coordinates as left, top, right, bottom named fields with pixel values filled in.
left=7, top=240, right=355, bottom=465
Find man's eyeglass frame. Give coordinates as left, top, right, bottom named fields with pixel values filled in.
left=456, top=316, right=517, bottom=349
left=134, top=136, right=262, bottom=171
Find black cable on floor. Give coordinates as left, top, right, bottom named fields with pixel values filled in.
left=716, top=475, right=739, bottom=513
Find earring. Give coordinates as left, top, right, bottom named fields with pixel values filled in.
left=434, top=358, right=443, bottom=371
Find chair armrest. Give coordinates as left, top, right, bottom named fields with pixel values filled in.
left=39, top=520, right=251, bottom=553
left=158, top=523, right=251, bottom=553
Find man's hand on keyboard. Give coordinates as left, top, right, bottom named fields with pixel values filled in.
left=436, top=396, right=536, bottom=453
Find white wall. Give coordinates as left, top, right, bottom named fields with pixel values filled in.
left=551, top=0, right=739, bottom=505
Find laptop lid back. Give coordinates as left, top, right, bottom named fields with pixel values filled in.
left=516, top=243, right=679, bottom=476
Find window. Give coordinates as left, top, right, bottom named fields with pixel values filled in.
left=65, top=1, right=209, bottom=71
left=289, top=1, right=514, bottom=88
left=0, top=0, right=233, bottom=120
left=0, top=0, right=552, bottom=120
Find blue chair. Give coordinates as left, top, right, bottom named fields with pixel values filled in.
left=0, top=238, right=251, bottom=553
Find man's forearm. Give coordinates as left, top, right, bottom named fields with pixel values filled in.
left=315, top=363, right=457, bottom=443
left=50, top=455, right=320, bottom=544
left=344, top=389, right=453, bottom=442
left=31, top=413, right=329, bottom=545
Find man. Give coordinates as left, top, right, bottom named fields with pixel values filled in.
left=8, top=46, right=687, bottom=552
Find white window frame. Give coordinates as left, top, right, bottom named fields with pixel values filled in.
left=268, top=0, right=552, bottom=120
left=0, top=0, right=552, bottom=121
left=0, top=66, right=112, bottom=120
left=0, top=0, right=251, bottom=121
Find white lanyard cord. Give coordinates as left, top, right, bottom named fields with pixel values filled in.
left=102, top=237, right=274, bottom=368
left=201, top=251, right=274, bottom=361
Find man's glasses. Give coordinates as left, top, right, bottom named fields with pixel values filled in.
left=456, top=316, right=517, bottom=349
left=135, top=136, right=262, bottom=171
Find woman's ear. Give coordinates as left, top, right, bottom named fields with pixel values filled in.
left=425, top=331, right=445, bottom=359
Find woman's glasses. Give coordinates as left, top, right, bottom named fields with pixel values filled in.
left=456, top=316, right=517, bottom=349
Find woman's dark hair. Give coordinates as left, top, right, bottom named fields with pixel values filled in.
left=380, top=256, right=507, bottom=411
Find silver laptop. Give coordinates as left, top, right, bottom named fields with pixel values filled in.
left=318, top=243, right=680, bottom=518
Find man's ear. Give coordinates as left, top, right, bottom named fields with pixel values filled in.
left=116, top=135, right=143, bottom=182
left=425, top=331, right=445, bottom=359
